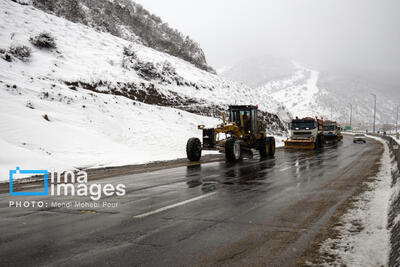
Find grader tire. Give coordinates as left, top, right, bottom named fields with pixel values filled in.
left=186, top=137, right=202, bottom=161
left=315, top=134, right=324, bottom=149
left=259, top=137, right=268, bottom=158
left=225, top=138, right=241, bottom=162
left=268, top=137, right=276, bottom=157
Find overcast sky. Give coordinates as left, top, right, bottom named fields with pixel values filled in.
left=135, top=0, right=400, bottom=79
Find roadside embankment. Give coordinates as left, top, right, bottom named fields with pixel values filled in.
left=379, top=135, right=400, bottom=266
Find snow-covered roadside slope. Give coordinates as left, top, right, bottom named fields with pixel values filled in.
left=0, top=0, right=288, bottom=181
left=314, top=136, right=391, bottom=266
left=0, top=77, right=220, bottom=181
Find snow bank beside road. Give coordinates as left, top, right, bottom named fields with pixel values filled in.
left=0, top=79, right=220, bottom=181
left=318, top=136, right=391, bottom=266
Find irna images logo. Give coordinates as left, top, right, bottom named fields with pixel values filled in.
left=9, top=167, right=126, bottom=200
left=9, top=167, right=48, bottom=196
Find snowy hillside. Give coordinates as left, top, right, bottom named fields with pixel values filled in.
left=261, top=64, right=399, bottom=128
left=258, top=63, right=331, bottom=119
left=32, top=0, right=215, bottom=73
left=0, top=0, right=289, bottom=180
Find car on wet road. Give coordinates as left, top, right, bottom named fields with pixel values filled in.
left=353, top=133, right=367, bottom=143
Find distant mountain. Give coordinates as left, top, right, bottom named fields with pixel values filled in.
left=222, top=57, right=398, bottom=130
left=31, top=0, right=215, bottom=73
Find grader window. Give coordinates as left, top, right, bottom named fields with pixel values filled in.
left=251, top=109, right=257, bottom=132
left=229, top=107, right=255, bottom=131
left=229, top=111, right=238, bottom=124
left=229, top=110, right=250, bottom=125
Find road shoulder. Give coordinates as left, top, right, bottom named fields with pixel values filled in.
left=298, top=136, right=391, bottom=266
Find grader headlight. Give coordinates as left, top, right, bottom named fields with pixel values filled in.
left=198, top=125, right=205, bottom=130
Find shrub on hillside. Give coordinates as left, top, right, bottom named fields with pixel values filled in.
left=30, top=32, right=56, bottom=49
left=8, top=45, right=31, bottom=62
left=11, top=0, right=32, bottom=5
left=123, top=45, right=137, bottom=58
left=122, top=45, right=138, bottom=70
left=136, top=61, right=159, bottom=80
left=123, top=46, right=188, bottom=85
left=122, top=45, right=158, bottom=79
left=0, top=48, right=11, bottom=62
left=122, top=46, right=184, bottom=83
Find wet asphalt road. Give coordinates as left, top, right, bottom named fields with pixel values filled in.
left=0, top=136, right=382, bottom=267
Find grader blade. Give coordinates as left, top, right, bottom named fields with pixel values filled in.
left=284, top=140, right=315, bottom=149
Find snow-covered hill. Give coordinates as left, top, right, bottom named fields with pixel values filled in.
left=261, top=64, right=398, bottom=128
left=257, top=63, right=330, bottom=119
left=30, top=0, right=215, bottom=73
left=0, top=0, right=288, bottom=180
left=223, top=57, right=398, bottom=129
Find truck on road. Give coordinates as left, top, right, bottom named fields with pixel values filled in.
left=322, top=120, right=343, bottom=143
left=284, top=117, right=324, bottom=149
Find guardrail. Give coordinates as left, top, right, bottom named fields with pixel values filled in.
left=370, top=134, right=400, bottom=177
left=370, top=134, right=400, bottom=267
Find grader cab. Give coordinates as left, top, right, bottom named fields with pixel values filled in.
left=186, top=105, right=276, bottom=162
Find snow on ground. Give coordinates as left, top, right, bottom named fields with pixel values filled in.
left=0, top=0, right=286, bottom=181
left=0, top=77, right=220, bottom=181
left=317, top=136, right=391, bottom=266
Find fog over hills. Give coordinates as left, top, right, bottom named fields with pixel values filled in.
left=219, top=56, right=295, bottom=88
left=221, top=56, right=399, bottom=130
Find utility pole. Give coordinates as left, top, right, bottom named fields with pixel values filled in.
left=349, top=104, right=353, bottom=129
left=396, top=104, right=399, bottom=138
left=371, top=93, right=376, bottom=133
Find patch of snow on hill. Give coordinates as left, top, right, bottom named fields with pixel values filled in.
left=259, top=63, right=330, bottom=119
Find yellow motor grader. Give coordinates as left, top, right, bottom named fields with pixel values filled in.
left=186, top=105, right=276, bottom=162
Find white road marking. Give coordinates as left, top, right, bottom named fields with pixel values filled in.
left=279, top=166, right=292, bottom=171
left=133, top=192, right=217, bottom=219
